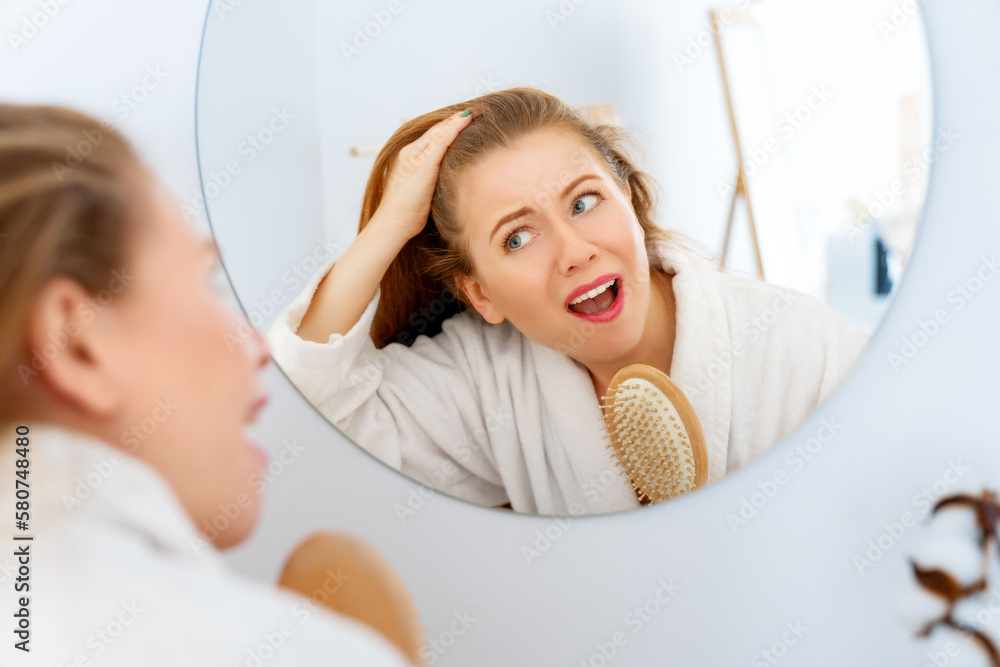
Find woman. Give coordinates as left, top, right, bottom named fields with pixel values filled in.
left=0, top=104, right=410, bottom=666
left=268, top=88, right=866, bottom=515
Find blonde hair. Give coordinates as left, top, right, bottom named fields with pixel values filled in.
left=0, top=104, right=145, bottom=423
left=360, top=87, right=679, bottom=349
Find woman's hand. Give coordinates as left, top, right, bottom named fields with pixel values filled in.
left=295, top=110, right=474, bottom=344
left=369, top=110, right=475, bottom=242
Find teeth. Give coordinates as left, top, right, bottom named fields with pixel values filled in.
left=570, top=279, right=616, bottom=306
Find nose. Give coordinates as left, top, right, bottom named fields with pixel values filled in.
left=551, top=215, right=599, bottom=275
left=251, top=324, right=272, bottom=370
left=242, top=319, right=272, bottom=370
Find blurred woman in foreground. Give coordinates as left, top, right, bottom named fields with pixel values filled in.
left=0, top=104, right=413, bottom=666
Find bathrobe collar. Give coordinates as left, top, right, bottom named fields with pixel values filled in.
left=526, top=242, right=733, bottom=513
left=4, top=421, right=225, bottom=564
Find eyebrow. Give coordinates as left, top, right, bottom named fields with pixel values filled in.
left=488, top=173, right=602, bottom=243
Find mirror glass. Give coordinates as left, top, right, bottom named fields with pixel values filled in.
left=196, top=0, right=933, bottom=515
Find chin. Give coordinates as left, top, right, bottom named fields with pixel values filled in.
left=195, top=449, right=264, bottom=550
left=206, top=498, right=261, bottom=550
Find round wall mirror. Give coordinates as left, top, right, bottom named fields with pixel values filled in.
left=196, top=0, right=933, bottom=516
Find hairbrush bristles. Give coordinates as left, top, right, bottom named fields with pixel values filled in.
left=600, top=364, right=707, bottom=504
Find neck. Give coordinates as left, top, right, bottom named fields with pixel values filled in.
left=584, top=268, right=676, bottom=399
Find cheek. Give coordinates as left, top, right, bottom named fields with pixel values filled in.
left=502, top=265, right=551, bottom=309
left=603, top=218, right=650, bottom=305
left=610, top=212, right=644, bottom=250
left=169, top=295, right=243, bottom=373
left=146, top=295, right=248, bottom=427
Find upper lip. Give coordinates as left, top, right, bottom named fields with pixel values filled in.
left=564, top=273, right=621, bottom=310
left=247, top=394, right=269, bottom=424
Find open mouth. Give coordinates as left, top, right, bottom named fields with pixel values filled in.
left=568, top=278, right=621, bottom=315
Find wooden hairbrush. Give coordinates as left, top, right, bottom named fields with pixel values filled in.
left=278, top=531, right=424, bottom=665
left=599, top=364, right=708, bottom=504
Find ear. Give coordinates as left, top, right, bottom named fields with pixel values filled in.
left=455, top=273, right=505, bottom=325
left=624, top=180, right=644, bottom=239
left=23, top=276, right=126, bottom=418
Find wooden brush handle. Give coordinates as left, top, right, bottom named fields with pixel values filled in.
left=278, top=531, right=424, bottom=666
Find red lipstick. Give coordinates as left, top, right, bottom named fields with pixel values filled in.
left=565, top=274, right=625, bottom=323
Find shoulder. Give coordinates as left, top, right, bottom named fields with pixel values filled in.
left=719, top=270, right=865, bottom=342
left=407, top=305, right=528, bottom=360
left=654, top=241, right=866, bottom=345
left=704, top=270, right=869, bottom=393
left=658, top=242, right=868, bottom=350
left=715, top=269, right=823, bottom=317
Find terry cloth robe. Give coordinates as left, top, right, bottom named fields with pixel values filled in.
left=267, top=241, right=867, bottom=516
left=0, top=422, right=409, bottom=667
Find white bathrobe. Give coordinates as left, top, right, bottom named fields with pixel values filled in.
left=267, top=242, right=867, bottom=516
left=0, top=422, right=408, bottom=667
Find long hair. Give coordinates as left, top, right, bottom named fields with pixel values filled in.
left=360, top=87, right=678, bottom=349
left=0, top=104, right=145, bottom=424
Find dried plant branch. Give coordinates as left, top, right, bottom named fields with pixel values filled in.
left=912, top=488, right=1000, bottom=665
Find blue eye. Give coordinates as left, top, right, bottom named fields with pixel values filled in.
left=505, top=229, right=531, bottom=251
left=573, top=194, right=599, bottom=215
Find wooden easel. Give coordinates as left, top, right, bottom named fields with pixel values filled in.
left=712, top=8, right=765, bottom=279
